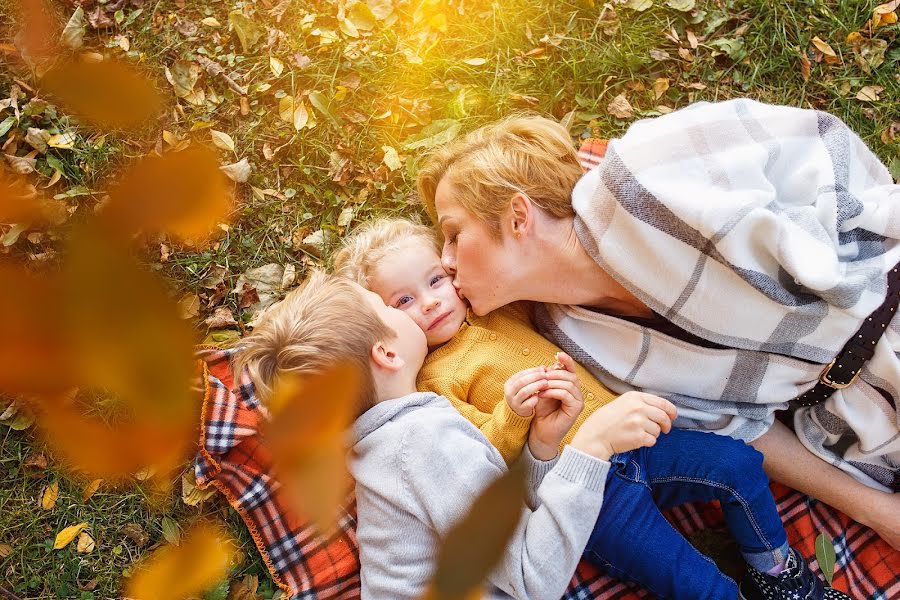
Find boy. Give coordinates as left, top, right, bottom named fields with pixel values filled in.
left=332, top=218, right=849, bottom=600
left=234, top=269, right=675, bottom=600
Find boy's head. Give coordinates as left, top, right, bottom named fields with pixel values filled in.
left=233, top=270, right=427, bottom=415
left=334, top=218, right=468, bottom=348
left=416, top=114, right=581, bottom=238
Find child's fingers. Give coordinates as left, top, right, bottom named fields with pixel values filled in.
left=642, top=404, right=673, bottom=434
left=541, top=378, right=581, bottom=398
left=536, top=388, right=575, bottom=407
left=552, top=352, right=576, bottom=373
left=514, top=380, right=549, bottom=405
left=507, top=367, right=547, bottom=389
left=641, top=393, right=678, bottom=421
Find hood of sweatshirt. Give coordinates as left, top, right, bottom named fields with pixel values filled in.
left=352, top=391, right=450, bottom=445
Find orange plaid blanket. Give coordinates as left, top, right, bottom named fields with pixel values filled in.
left=194, top=138, right=899, bottom=598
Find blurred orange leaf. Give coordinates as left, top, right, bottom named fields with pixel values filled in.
left=16, top=0, right=57, bottom=61
left=420, top=464, right=527, bottom=600
left=54, top=522, right=88, bottom=549
left=42, top=59, right=163, bottom=130
left=265, top=363, right=360, bottom=534
left=125, top=522, right=236, bottom=600
left=103, top=147, right=230, bottom=242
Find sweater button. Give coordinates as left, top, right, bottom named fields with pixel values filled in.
left=522, top=348, right=530, bottom=356
left=489, top=333, right=497, bottom=341
left=587, top=392, right=595, bottom=401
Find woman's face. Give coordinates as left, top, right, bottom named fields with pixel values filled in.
left=433, top=177, right=520, bottom=316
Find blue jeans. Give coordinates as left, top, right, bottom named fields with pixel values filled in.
left=583, top=428, right=789, bottom=600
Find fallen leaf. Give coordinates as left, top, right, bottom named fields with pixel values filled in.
left=872, top=0, right=900, bottom=28
left=181, top=470, right=217, bottom=506
left=625, top=0, right=652, bottom=10
left=462, top=57, right=487, bottom=65
left=41, top=480, right=59, bottom=510
left=229, top=11, right=263, bottom=53
left=233, top=264, right=284, bottom=314
left=686, top=29, right=698, bottom=49
left=368, top=0, right=395, bottom=20
left=293, top=100, right=310, bottom=131
left=811, top=36, right=840, bottom=65
left=5, top=154, right=36, bottom=174
left=44, top=60, right=163, bottom=130
left=48, top=132, right=76, bottom=149
left=201, top=17, right=221, bottom=27
left=82, top=478, right=102, bottom=501
left=666, top=0, right=694, bottom=11
left=210, top=130, right=235, bottom=153
left=0, top=544, right=11, bottom=558
left=851, top=37, right=887, bottom=74
left=24, top=452, right=48, bottom=474
left=203, top=306, right=238, bottom=329
left=856, top=85, right=883, bottom=101
left=382, top=145, right=402, bottom=170
left=161, top=516, right=181, bottom=545
left=54, top=522, right=89, bottom=549
left=25, top=127, right=50, bottom=153
left=76, top=531, right=95, bottom=553
left=607, top=93, right=633, bottom=119
left=337, top=206, right=354, bottom=228
left=270, top=56, right=285, bottom=77
left=220, top=158, right=251, bottom=183
left=649, top=49, right=671, bottom=60
left=653, top=78, right=669, bottom=100
left=799, top=50, right=811, bottom=82
left=122, top=523, right=149, bottom=547
left=60, top=7, right=86, bottom=49
left=177, top=293, right=200, bottom=319
left=402, top=119, right=461, bottom=150
left=165, top=60, right=205, bottom=107
left=281, top=263, right=297, bottom=289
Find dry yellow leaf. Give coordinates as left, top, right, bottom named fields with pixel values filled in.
left=82, top=478, right=103, bottom=501
left=47, top=132, right=76, bottom=150
left=200, top=17, right=221, bottom=27
left=811, top=36, right=841, bottom=65
left=54, top=522, right=88, bottom=550
left=125, top=522, right=236, bottom=600
left=76, top=531, right=95, bottom=553
left=0, top=543, right=12, bottom=558
left=292, top=101, right=310, bottom=131
left=210, top=130, right=235, bottom=153
left=41, top=481, right=59, bottom=510
left=856, top=85, right=883, bottom=102
left=653, top=78, right=669, bottom=100
left=181, top=471, right=216, bottom=506
left=270, top=56, right=285, bottom=77
left=607, top=93, right=633, bottom=119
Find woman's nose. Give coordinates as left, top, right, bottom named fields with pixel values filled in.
left=441, top=244, right=456, bottom=274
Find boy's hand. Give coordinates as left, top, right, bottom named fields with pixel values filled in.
left=527, top=353, right=584, bottom=460
left=504, top=366, right=549, bottom=417
left=571, top=391, right=678, bottom=461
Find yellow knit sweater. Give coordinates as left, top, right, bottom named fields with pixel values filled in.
left=416, top=302, right=617, bottom=464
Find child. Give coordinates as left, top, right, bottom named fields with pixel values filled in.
left=333, top=218, right=849, bottom=600
left=234, top=269, right=666, bottom=599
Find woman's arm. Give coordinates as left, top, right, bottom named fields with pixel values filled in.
left=750, top=420, right=899, bottom=550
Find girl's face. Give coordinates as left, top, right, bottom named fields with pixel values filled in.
left=434, top=177, right=521, bottom=316
left=369, top=239, right=469, bottom=347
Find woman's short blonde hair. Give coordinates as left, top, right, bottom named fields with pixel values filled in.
left=332, top=217, right=440, bottom=289
left=417, top=115, right=582, bottom=237
left=232, top=270, right=395, bottom=415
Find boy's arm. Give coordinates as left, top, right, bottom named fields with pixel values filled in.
left=419, top=376, right=532, bottom=464
left=402, top=420, right=609, bottom=600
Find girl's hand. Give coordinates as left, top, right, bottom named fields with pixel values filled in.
left=503, top=366, right=548, bottom=417
left=571, top=391, right=677, bottom=461
left=528, top=353, right=585, bottom=460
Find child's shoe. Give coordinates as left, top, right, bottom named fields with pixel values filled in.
left=739, top=547, right=850, bottom=600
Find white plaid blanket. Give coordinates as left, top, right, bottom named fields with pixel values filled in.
left=536, top=99, right=900, bottom=491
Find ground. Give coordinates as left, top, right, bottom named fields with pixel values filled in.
left=0, top=0, right=897, bottom=597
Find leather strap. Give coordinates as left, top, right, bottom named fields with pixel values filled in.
left=793, top=264, right=900, bottom=408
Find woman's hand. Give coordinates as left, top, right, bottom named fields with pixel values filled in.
left=527, top=353, right=584, bottom=460
left=504, top=366, right=549, bottom=417
left=571, top=391, right=678, bottom=461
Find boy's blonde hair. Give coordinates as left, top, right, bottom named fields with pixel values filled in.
left=417, top=115, right=582, bottom=237
left=333, top=218, right=440, bottom=288
left=232, top=270, right=395, bottom=415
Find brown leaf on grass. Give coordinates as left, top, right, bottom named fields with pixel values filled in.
left=165, top=60, right=205, bottom=106
left=204, top=306, right=237, bottom=328
left=265, top=364, right=360, bottom=534
left=606, top=94, right=633, bottom=119
left=220, top=158, right=252, bottom=183
left=40, top=480, right=59, bottom=509
left=43, top=60, right=163, bottom=130
left=54, top=522, right=88, bottom=549
left=82, top=478, right=102, bottom=501
left=856, top=85, right=883, bottom=101
left=872, top=0, right=900, bottom=29
left=653, top=78, right=669, bottom=100
left=181, top=470, right=217, bottom=506
left=103, top=147, right=231, bottom=242
left=419, top=463, right=527, bottom=600
left=0, top=543, right=12, bottom=558
left=122, top=523, right=149, bottom=547
left=23, top=452, right=48, bottom=475
left=229, top=574, right=261, bottom=599
left=810, top=36, right=840, bottom=65
left=76, top=531, right=95, bottom=553
left=177, top=293, right=200, bottom=319
left=881, top=122, right=900, bottom=144
left=125, top=522, right=236, bottom=600
left=799, top=50, right=811, bottom=82
left=849, top=37, right=887, bottom=73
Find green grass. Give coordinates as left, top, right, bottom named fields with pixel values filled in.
left=1, top=0, right=898, bottom=596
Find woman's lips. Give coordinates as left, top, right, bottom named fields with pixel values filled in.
left=428, top=311, right=452, bottom=331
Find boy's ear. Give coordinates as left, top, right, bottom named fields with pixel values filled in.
left=370, top=341, right=406, bottom=372
left=508, top=192, right=532, bottom=238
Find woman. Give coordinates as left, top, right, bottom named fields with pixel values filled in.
left=418, top=99, right=900, bottom=549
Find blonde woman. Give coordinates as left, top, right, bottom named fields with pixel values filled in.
left=419, top=99, right=900, bottom=551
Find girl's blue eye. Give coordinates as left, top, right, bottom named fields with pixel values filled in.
left=430, top=274, right=445, bottom=286
left=396, top=295, right=413, bottom=307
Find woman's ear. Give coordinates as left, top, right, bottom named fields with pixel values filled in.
left=370, top=341, right=406, bottom=372
left=508, top=192, right=532, bottom=238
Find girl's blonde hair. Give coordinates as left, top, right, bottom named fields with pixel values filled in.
left=417, top=115, right=582, bottom=237
left=232, top=270, right=395, bottom=415
left=333, top=217, right=440, bottom=289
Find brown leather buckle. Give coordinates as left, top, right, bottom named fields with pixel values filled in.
left=819, top=358, right=861, bottom=389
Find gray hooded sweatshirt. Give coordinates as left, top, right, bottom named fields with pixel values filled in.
left=351, top=391, right=611, bottom=600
